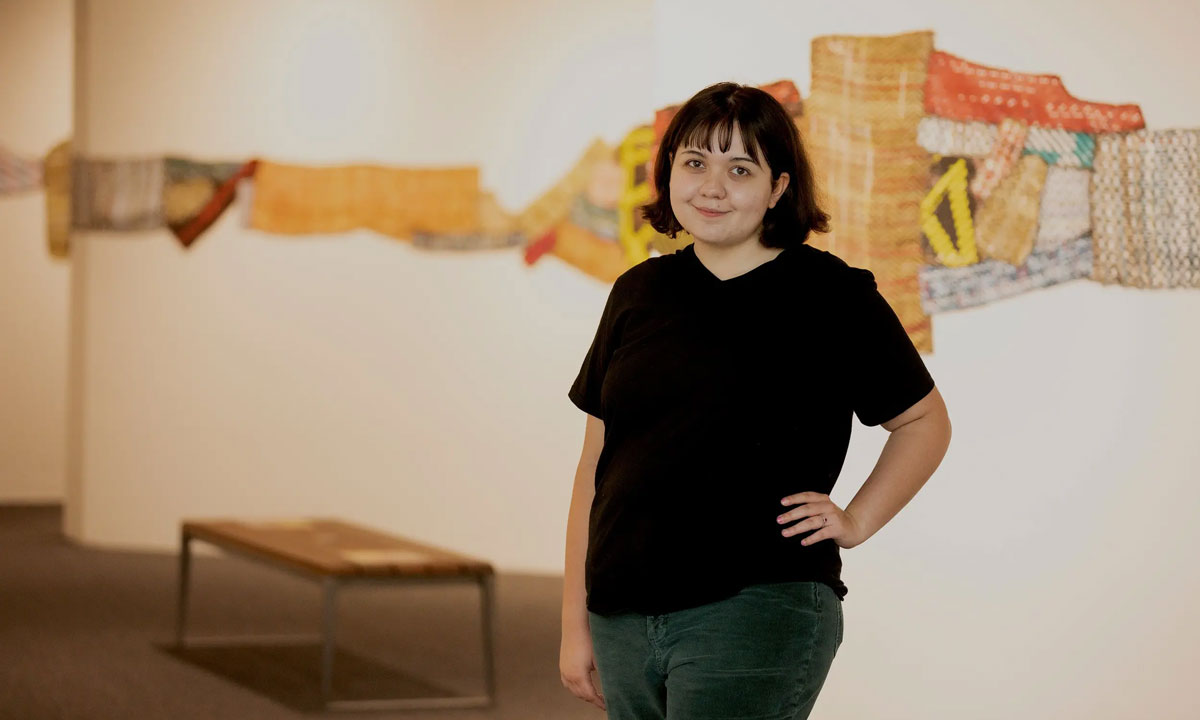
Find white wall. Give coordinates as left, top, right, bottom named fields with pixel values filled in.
left=69, top=0, right=651, bottom=569
left=0, top=0, right=72, bottom=503
left=653, top=1, right=1200, bottom=718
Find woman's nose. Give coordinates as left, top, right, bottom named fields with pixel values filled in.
left=699, top=172, right=725, bottom=197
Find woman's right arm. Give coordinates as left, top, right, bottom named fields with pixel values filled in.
left=560, top=413, right=607, bottom=711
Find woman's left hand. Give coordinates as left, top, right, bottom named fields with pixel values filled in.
left=777, top=492, right=869, bottom=549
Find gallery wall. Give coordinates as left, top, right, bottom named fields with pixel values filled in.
left=0, top=0, right=72, bottom=503
left=66, top=0, right=653, bottom=566
left=652, top=1, right=1200, bottom=718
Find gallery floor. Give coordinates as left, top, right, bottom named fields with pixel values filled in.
left=0, top=505, right=598, bottom=720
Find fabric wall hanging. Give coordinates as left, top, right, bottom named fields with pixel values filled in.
left=920, top=234, right=1093, bottom=313
left=921, top=156, right=980, bottom=268
left=164, top=157, right=258, bottom=248
left=43, top=141, right=71, bottom=259
left=550, top=220, right=628, bottom=284
left=72, top=157, right=165, bottom=231
left=925, top=50, right=1145, bottom=133
left=413, top=191, right=524, bottom=251
left=0, top=145, right=42, bottom=195
left=919, top=116, right=1096, bottom=168
left=1025, top=127, right=1095, bottom=168
left=569, top=194, right=618, bottom=240
left=515, top=140, right=610, bottom=243
left=917, top=116, right=998, bottom=157
left=1092, top=129, right=1200, bottom=288
left=249, top=162, right=480, bottom=239
left=807, top=31, right=935, bottom=352
left=970, top=118, right=1029, bottom=202
left=1036, top=167, right=1091, bottom=250
left=974, top=154, right=1049, bottom=266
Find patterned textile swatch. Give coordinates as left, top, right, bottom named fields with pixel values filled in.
left=164, top=157, right=257, bottom=248
left=1036, top=167, right=1091, bottom=250
left=1092, top=129, right=1200, bottom=288
left=917, top=116, right=997, bottom=157
left=569, top=194, right=618, bottom=240
left=0, top=145, right=42, bottom=194
left=43, top=141, right=71, bottom=258
left=250, top=162, right=480, bottom=239
left=617, top=126, right=659, bottom=264
left=72, top=157, right=165, bottom=231
left=919, top=116, right=1096, bottom=168
left=920, top=234, right=1093, bottom=314
left=412, top=231, right=523, bottom=251
left=516, top=140, right=610, bottom=242
left=1025, top=127, right=1095, bottom=168
left=970, top=118, right=1029, bottom=201
left=921, top=156, right=980, bottom=267
left=550, top=220, right=628, bottom=284
left=807, top=31, right=935, bottom=352
left=974, top=154, right=1049, bottom=266
left=925, top=50, right=1145, bottom=133
left=584, top=152, right=623, bottom=211
left=413, top=192, right=524, bottom=251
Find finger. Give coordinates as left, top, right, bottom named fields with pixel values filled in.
left=782, top=514, right=834, bottom=537
left=801, top=528, right=833, bottom=546
left=570, top=675, right=605, bottom=708
left=777, top=501, right=835, bottom=524
left=781, top=492, right=828, bottom=507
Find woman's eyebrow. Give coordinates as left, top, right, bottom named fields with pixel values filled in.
left=679, top=148, right=760, bottom=165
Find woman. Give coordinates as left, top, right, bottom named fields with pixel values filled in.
left=561, top=82, right=951, bottom=720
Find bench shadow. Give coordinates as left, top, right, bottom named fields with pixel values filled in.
left=158, top=641, right=460, bottom=713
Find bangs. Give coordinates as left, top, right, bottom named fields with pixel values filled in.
left=675, top=109, right=765, bottom=166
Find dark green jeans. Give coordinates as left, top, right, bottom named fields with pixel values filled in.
left=588, top=581, right=842, bottom=720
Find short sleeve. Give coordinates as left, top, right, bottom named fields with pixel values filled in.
left=568, top=279, right=625, bottom=420
left=843, top=268, right=935, bottom=427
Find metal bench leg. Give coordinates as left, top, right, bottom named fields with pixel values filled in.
left=321, top=577, right=339, bottom=705
left=175, top=530, right=192, bottom=647
left=479, top=574, right=496, bottom=705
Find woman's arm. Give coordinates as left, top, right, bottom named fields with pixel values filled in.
left=560, top=414, right=607, bottom=710
left=563, top=414, right=603, bottom=627
left=779, top=386, right=952, bottom=548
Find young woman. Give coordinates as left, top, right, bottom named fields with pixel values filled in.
left=561, top=82, right=952, bottom=720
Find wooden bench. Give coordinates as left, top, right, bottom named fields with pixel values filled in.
left=174, top=518, right=495, bottom=711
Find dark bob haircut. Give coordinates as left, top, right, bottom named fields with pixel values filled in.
left=642, top=82, right=829, bottom=248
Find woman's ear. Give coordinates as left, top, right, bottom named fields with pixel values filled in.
left=769, top=172, right=791, bottom=209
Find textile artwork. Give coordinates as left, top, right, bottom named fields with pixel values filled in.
left=807, top=31, right=935, bottom=352
left=1091, top=129, right=1200, bottom=288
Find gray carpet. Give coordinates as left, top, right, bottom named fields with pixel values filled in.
left=0, top=505, right=602, bottom=719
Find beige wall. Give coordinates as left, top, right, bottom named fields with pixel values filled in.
left=0, top=0, right=72, bottom=503
left=69, top=0, right=651, bottom=569
left=654, top=1, right=1200, bottom=718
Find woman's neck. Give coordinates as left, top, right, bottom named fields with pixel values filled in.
left=692, top=237, right=783, bottom=281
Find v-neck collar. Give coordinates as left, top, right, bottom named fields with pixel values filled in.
left=680, top=242, right=792, bottom=286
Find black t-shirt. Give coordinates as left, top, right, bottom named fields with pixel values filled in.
left=569, top=241, right=935, bottom=616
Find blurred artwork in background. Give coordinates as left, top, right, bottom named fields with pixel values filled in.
left=11, top=31, right=1200, bottom=354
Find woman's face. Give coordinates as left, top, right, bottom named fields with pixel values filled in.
left=668, top=126, right=788, bottom=248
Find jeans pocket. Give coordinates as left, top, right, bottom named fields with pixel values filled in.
left=835, top=597, right=844, bottom=647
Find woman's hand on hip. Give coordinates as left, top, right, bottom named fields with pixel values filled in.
left=778, top=492, right=869, bottom=549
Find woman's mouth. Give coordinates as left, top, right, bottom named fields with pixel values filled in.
left=694, top=206, right=728, bottom=218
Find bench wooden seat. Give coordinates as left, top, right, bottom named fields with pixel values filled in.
left=175, top=518, right=496, bottom=711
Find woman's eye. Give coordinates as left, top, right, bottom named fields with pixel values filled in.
left=686, top=159, right=703, bottom=169
left=731, top=166, right=750, bottom=177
